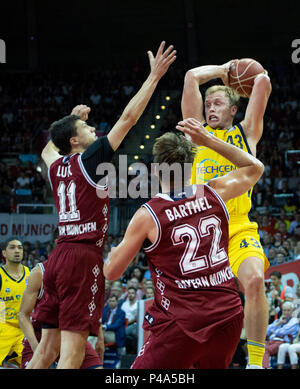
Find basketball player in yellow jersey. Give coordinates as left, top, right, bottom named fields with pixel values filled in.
left=0, top=238, right=30, bottom=367
left=181, top=61, right=272, bottom=368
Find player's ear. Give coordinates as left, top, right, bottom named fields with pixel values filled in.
left=70, top=136, right=79, bottom=147
left=230, top=104, right=238, bottom=117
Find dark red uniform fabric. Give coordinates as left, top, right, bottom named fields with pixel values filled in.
left=38, top=243, right=105, bottom=335
left=48, top=153, right=109, bottom=247
left=21, top=261, right=102, bottom=369
left=132, top=184, right=243, bottom=369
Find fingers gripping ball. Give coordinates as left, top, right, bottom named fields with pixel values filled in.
left=228, top=58, right=265, bottom=98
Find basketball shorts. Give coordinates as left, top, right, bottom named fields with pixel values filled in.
left=0, top=324, right=24, bottom=366
left=37, top=243, right=105, bottom=336
left=21, top=330, right=101, bottom=369
left=131, top=311, right=243, bottom=369
left=228, top=217, right=270, bottom=277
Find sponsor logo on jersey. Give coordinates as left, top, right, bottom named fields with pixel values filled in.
left=196, top=158, right=236, bottom=183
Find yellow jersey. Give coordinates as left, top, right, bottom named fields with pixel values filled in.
left=191, top=123, right=252, bottom=218
left=0, top=265, right=30, bottom=328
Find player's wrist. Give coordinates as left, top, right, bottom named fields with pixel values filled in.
left=147, top=73, right=160, bottom=84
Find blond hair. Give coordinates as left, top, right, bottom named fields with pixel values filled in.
left=205, top=85, right=240, bottom=107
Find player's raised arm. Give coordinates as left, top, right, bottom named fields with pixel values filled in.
left=240, top=73, right=272, bottom=155
left=41, top=140, right=61, bottom=169
left=19, top=266, right=43, bottom=352
left=107, top=41, right=176, bottom=151
left=176, top=118, right=264, bottom=203
left=181, top=61, right=231, bottom=122
left=103, top=207, right=156, bottom=281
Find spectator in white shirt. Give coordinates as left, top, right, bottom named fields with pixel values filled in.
left=121, top=287, right=138, bottom=353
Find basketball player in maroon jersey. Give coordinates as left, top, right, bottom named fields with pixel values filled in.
left=104, top=117, right=264, bottom=368
left=19, top=261, right=103, bottom=369
left=26, top=41, right=176, bottom=369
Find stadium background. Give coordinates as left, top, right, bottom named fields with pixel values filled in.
left=1, top=0, right=300, bottom=369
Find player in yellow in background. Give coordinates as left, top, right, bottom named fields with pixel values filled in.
left=0, top=238, right=30, bottom=367
left=181, top=61, right=272, bottom=368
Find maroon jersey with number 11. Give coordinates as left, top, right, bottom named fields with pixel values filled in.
left=49, top=153, right=109, bottom=248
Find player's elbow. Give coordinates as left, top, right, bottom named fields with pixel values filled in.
left=255, top=73, right=272, bottom=95
left=184, top=69, right=197, bottom=86
left=18, top=311, right=27, bottom=326
left=121, top=110, right=138, bottom=128
left=103, top=265, right=120, bottom=282
left=250, top=161, right=264, bottom=184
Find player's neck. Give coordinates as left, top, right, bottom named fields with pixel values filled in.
left=70, top=145, right=85, bottom=154
left=160, top=181, right=189, bottom=194
left=4, top=261, right=23, bottom=279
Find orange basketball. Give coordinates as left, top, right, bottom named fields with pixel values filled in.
left=228, top=58, right=265, bottom=98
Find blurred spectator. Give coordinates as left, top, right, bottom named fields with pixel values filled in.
left=34, top=241, right=47, bottom=257
left=128, top=277, right=144, bottom=300
left=288, top=168, right=300, bottom=192
left=102, top=295, right=126, bottom=357
left=274, top=251, right=287, bottom=266
left=294, top=241, right=300, bottom=260
left=16, top=171, right=30, bottom=189
left=292, top=225, right=300, bottom=242
left=129, top=266, right=144, bottom=283
left=120, top=287, right=138, bottom=354
left=143, top=286, right=154, bottom=299
left=288, top=212, right=300, bottom=235
left=267, top=248, right=277, bottom=267
left=277, top=329, right=300, bottom=369
left=261, top=233, right=274, bottom=257
left=109, top=281, right=125, bottom=307
left=259, top=216, right=276, bottom=237
left=282, top=240, right=295, bottom=261
left=273, top=232, right=283, bottom=250
left=267, top=271, right=295, bottom=323
left=263, top=302, right=299, bottom=369
left=274, top=221, right=289, bottom=241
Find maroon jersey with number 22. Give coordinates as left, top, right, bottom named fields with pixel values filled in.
left=142, top=184, right=243, bottom=343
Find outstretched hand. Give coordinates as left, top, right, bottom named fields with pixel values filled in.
left=176, top=118, right=212, bottom=147
left=148, top=41, right=176, bottom=81
left=71, top=104, right=91, bottom=121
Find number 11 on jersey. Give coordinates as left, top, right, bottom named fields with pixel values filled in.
left=57, top=180, right=81, bottom=222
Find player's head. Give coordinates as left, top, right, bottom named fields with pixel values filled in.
left=152, top=132, right=197, bottom=189
left=50, top=114, right=97, bottom=155
left=2, top=238, right=23, bottom=264
left=204, top=85, right=240, bottom=129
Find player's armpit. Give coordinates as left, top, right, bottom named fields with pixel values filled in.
left=103, top=207, right=155, bottom=280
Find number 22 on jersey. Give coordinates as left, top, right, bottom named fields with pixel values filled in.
left=171, top=215, right=227, bottom=275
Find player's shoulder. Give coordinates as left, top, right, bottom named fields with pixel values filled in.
left=23, top=265, right=30, bottom=273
